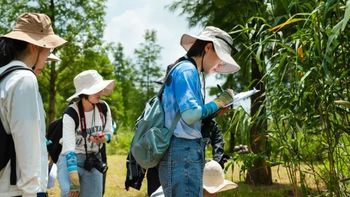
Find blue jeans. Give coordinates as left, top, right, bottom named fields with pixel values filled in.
left=57, top=153, right=103, bottom=197
left=159, top=136, right=204, bottom=197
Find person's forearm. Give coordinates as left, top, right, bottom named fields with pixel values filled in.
left=181, top=102, right=219, bottom=125
left=201, top=101, right=219, bottom=118
left=66, top=151, right=78, bottom=173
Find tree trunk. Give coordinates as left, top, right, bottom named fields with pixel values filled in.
left=47, top=0, right=57, bottom=126
left=245, top=58, right=272, bottom=185
left=48, top=62, right=57, bottom=125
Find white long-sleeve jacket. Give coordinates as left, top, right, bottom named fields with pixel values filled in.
left=0, top=61, right=48, bottom=197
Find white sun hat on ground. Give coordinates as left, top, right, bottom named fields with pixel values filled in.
left=203, top=160, right=238, bottom=194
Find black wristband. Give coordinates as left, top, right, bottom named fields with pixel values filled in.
left=37, top=192, right=47, bottom=197
left=14, top=192, right=47, bottom=197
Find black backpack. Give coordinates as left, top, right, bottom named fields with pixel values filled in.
left=46, top=107, right=79, bottom=163
left=0, top=66, right=34, bottom=185
left=46, top=101, right=108, bottom=163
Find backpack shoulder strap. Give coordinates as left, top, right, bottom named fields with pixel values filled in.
left=0, top=66, right=34, bottom=82
left=96, top=101, right=108, bottom=130
left=157, top=57, right=194, bottom=98
left=97, top=101, right=108, bottom=117
left=63, top=106, right=79, bottom=130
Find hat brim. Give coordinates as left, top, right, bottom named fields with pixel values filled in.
left=203, top=179, right=238, bottom=194
left=67, top=79, right=115, bottom=101
left=2, top=30, right=67, bottom=48
left=154, top=76, right=165, bottom=85
left=180, top=33, right=240, bottom=74
left=47, top=53, right=60, bottom=61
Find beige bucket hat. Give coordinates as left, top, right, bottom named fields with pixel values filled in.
left=180, top=26, right=240, bottom=74
left=67, top=70, right=115, bottom=101
left=203, top=160, right=238, bottom=194
left=1, top=13, right=66, bottom=48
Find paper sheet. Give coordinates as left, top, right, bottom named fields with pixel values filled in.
left=224, top=88, right=260, bottom=108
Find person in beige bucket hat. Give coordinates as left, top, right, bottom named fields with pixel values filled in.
left=57, top=70, right=115, bottom=197
left=0, top=12, right=66, bottom=196
left=158, top=26, right=240, bottom=197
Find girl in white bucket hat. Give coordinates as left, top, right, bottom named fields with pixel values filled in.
left=0, top=12, right=66, bottom=196
left=57, top=70, right=115, bottom=197
left=158, top=26, right=240, bottom=197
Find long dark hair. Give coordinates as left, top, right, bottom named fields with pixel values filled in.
left=79, top=94, right=89, bottom=100
left=0, top=37, right=28, bottom=67
left=186, top=39, right=211, bottom=58
left=166, top=39, right=212, bottom=74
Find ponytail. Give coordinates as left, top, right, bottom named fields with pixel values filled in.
left=0, top=37, right=28, bottom=67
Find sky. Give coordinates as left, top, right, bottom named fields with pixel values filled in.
left=103, top=0, right=202, bottom=69
left=103, top=0, right=224, bottom=101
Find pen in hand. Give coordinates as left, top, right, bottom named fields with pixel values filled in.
left=217, top=84, right=224, bottom=93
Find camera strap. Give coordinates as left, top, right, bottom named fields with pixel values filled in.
left=78, top=101, right=105, bottom=157
left=77, top=100, right=89, bottom=156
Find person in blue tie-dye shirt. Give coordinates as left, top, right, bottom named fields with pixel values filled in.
left=158, top=26, right=241, bottom=197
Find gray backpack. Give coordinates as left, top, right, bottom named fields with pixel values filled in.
left=130, top=62, right=181, bottom=169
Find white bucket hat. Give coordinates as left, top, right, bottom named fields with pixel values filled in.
left=47, top=53, right=60, bottom=61
left=203, top=160, right=238, bottom=194
left=67, top=70, right=115, bottom=101
left=180, top=26, right=240, bottom=74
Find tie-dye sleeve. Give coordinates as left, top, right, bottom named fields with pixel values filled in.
left=173, top=67, right=202, bottom=113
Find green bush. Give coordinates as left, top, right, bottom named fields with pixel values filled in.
left=106, top=127, right=134, bottom=155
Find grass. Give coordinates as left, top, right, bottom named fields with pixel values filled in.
left=48, top=130, right=319, bottom=196
left=48, top=154, right=301, bottom=197
left=217, top=163, right=297, bottom=197
left=48, top=154, right=147, bottom=197
left=47, top=131, right=323, bottom=196
left=104, top=154, right=147, bottom=197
